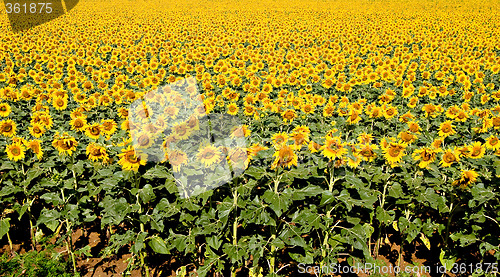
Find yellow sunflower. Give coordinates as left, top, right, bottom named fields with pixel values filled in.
left=382, top=141, right=406, bottom=167
left=0, top=103, right=11, bottom=117
left=271, top=132, right=289, bottom=149
left=438, top=121, right=456, bottom=138
left=118, top=145, right=147, bottom=171
left=226, top=103, right=239, bottom=116
left=246, top=143, right=269, bottom=160
left=6, top=142, right=25, bottom=161
left=412, top=147, right=439, bottom=168
left=29, top=123, right=45, bottom=138
left=172, top=122, right=191, bottom=140
left=70, top=117, right=87, bottom=132
left=468, top=141, right=485, bottom=159
left=0, top=119, right=16, bottom=137
left=321, top=136, right=347, bottom=160
left=101, top=119, right=117, bottom=136
left=52, top=133, right=78, bottom=156
left=85, top=123, right=102, bottom=140
left=52, top=97, right=68, bottom=110
left=485, top=135, right=500, bottom=150
left=86, top=142, right=109, bottom=163
left=26, top=139, right=43, bottom=160
left=440, top=148, right=460, bottom=167
left=134, top=132, right=154, bottom=149
left=281, top=109, right=297, bottom=123
left=196, top=144, right=222, bottom=167
left=452, top=170, right=479, bottom=189
left=271, top=144, right=299, bottom=169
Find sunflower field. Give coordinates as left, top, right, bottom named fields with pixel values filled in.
left=1, top=0, right=500, bottom=276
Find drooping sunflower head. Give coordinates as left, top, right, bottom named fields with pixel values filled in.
left=440, top=148, right=460, bottom=167
left=291, top=131, right=310, bottom=146
left=70, top=117, right=87, bottom=132
left=27, top=140, right=43, bottom=160
left=412, top=147, right=438, bottom=168
left=271, top=144, right=299, bottom=169
left=0, top=119, right=16, bottom=137
left=166, top=149, right=188, bottom=172
left=452, top=170, right=479, bottom=189
left=359, top=144, right=378, bottom=162
left=227, top=147, right=249, bottom=170
left=86, top=143, right=109, bottom=163
left=230, top=125, right=251, bottom=139
left=85, top=123, right=101, bottom=140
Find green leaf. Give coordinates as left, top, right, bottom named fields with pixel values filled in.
left=217, top=198, right=234, bottom=223
left=131, top=232, right=148, bottom=254
left=289, top=252, right=314, bottom=264
left=345, top=174, right=365, bottom=188
left=469, top=183, right=494, bottom=207
left=37, top=209, right=60, bottom=232
left=450, top=232, right=478, bottom=247
left=143, top=166, right=170, bottom=179
left=149, top=236, right=170, bottom=254
left=263, top=190, right=291, bottom=217
left=40, top=193, right=63, bottom=206
left=376, top=206, right=395, bottom=225
left=206, top=235, right=222, bottom=250
left=416, top=187, right=446, bottom=212
left=291, top=185, right=324, bottom=200
left=439, top=249, right=457, bottom=272
left=139, top=184, right=155, bottom=203
left=0, top=218, right=10, bottom=239
left=245, top=167, right=267, bottom=179
left=388, top=182, right=403, bottom=198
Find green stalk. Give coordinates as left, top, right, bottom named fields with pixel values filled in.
left=135, top=172, right=150, bottom=277
left=323, top=164, right=335, bottom=259
left=444, top=203, right=457, bottom=247
left=374, top=181, right=389, bottom=258
left=6, top=231, right=13, bottom=252
left=140, top=222, right=150, bottom=277
left=231, top=183, right=239, bottom=277
left=65, top=220, right=77, bottom=274
left=71, top=155, right=78, bottom=189
left=270, top=232, right=276, bottom=274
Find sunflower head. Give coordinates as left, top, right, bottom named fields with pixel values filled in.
left=6, top=142, right=25, bottom=161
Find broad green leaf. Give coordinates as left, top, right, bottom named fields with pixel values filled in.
left=139, top=184, right=155, bottom=203
left=149, top=236, right=169, bottom=254
left=376, top=206, right=395, bottom=224
left=263, top=190, right=291, bottom=217
left=0, top=218, right=10, bottom=239
left=143, top=166, right=170, bottom=179
left=289, top=252, right=314, bottom=264
left=439, top=249, right=457, bottom=272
